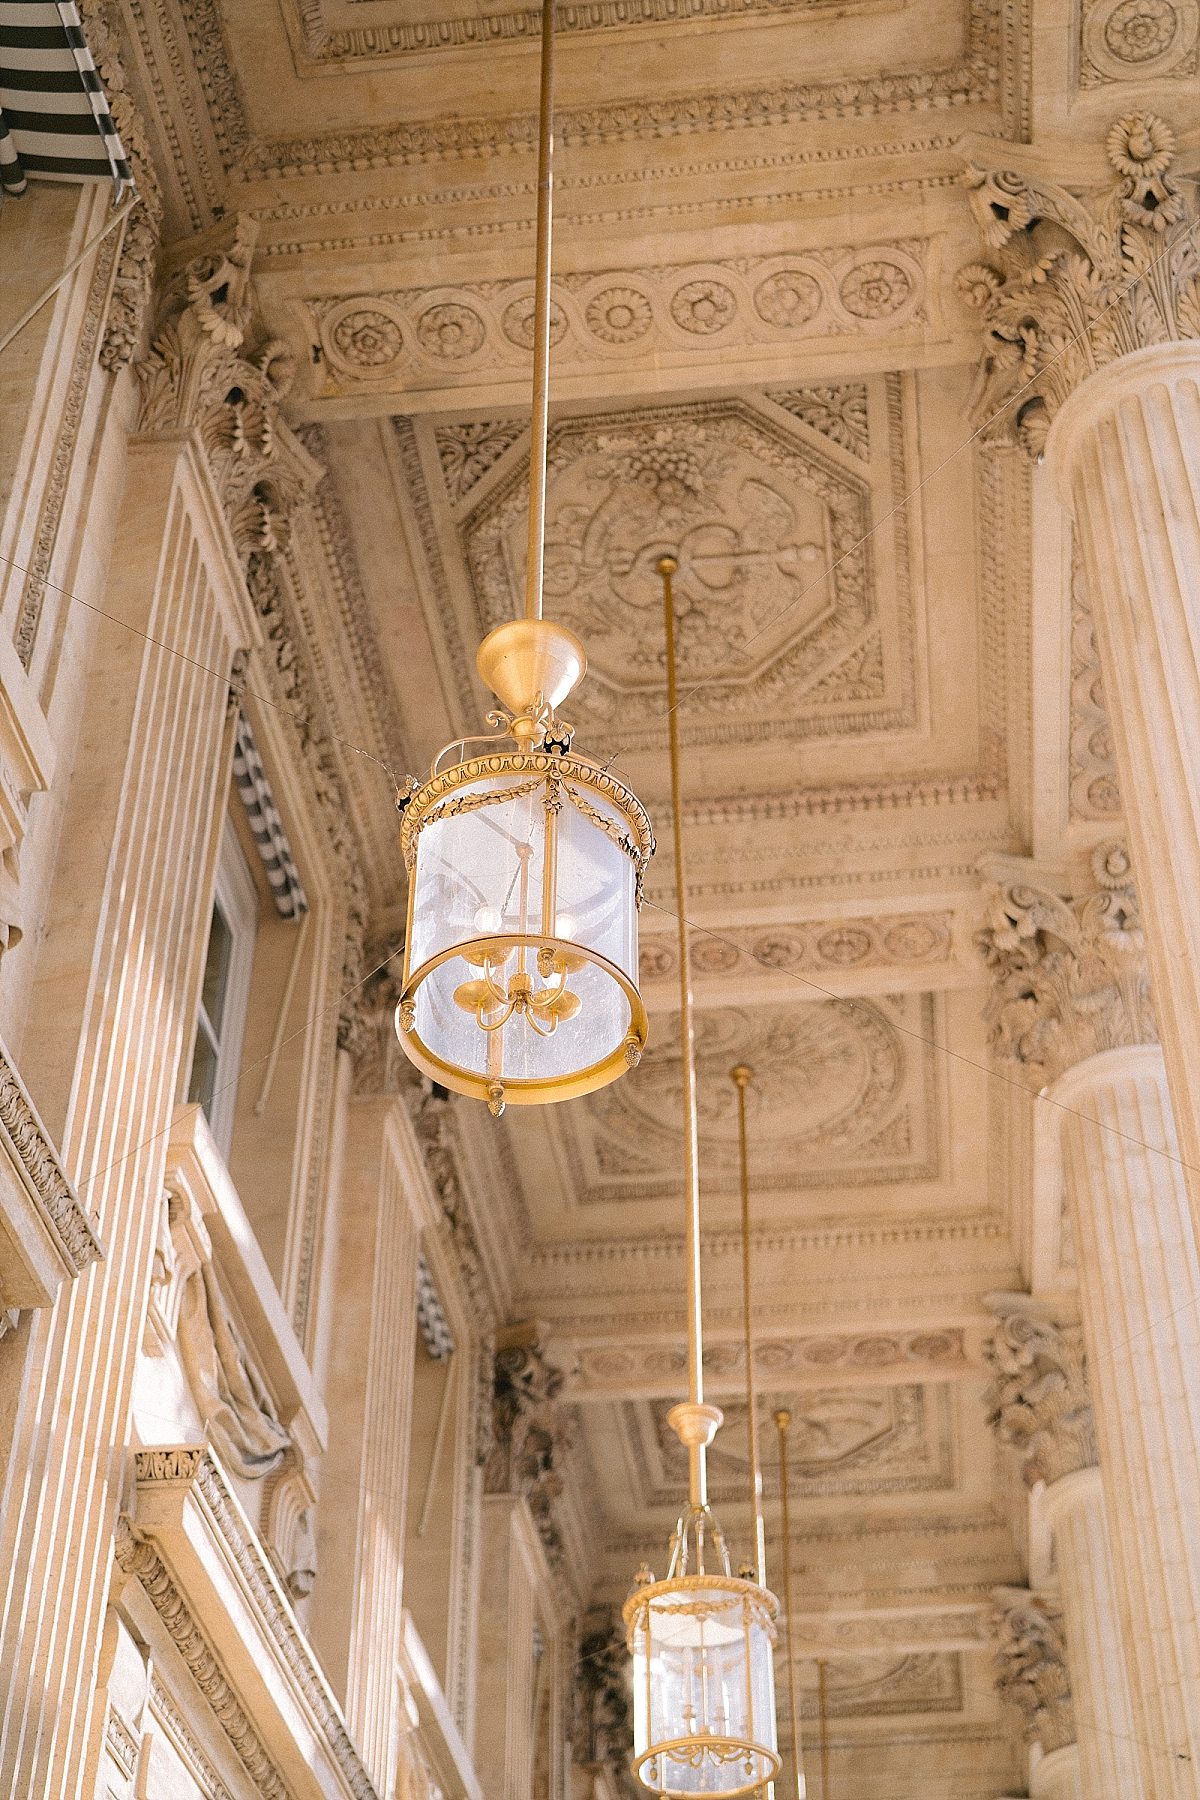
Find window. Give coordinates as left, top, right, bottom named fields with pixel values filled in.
left=187, top=815, right=258, bottom=1158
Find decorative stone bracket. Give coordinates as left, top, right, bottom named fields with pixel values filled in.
left=117, top=1446, right=377, bottom=1800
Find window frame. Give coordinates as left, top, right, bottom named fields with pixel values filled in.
left=188, top=812, right=259, bottom=1159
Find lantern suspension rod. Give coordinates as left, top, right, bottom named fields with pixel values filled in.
left=660, top=554, right=709, bottom=1511
left=733, top=1063, right=767, bottom=1584
left=523, top=0, right=556, bottom=625
left=774, top=1409, right=807, bottom=1800
left=817, top=1658, right=830, bottom=1800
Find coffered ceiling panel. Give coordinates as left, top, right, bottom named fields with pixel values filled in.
left=520, top=993, right=939, bottom=1213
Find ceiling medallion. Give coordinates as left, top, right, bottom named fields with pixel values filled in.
left=623, top=560, right=780, bottom=1798
left=394, top=0, right=654, bottom=1117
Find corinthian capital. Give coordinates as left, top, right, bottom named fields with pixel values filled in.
left=957, top=111, right=1200, bottom=455
left=992, top=1588, right=1075, bottom=1755
left=983, top=1294, right=1097, bottom=1488
left=977, top=843, right=1155, bottom=1082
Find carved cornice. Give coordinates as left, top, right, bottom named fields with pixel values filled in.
left=0, top=1042, right=102, bottom=1276
left=991, top=1587, right=1075, bottom=1754
left=115, top=1514, right=295, bottom=1800
left=977, top=843, right=1155, bottom=1081
left=80, top=1, right=164, bottom=373
left=125, top=1448, right=379, bottom=1800
left=241, top=0, right=1001, bottom=173
left=297, top=0, right=894, bottom=59
left=982, top=1295, right=1097, bottom=1487
left=958, top=111, right=1200, bottom=454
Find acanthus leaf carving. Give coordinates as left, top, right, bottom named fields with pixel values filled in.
left=982, top=1293, right=1097, bottom=1487
left=992, top=1587, right=1075, bottom=1755
left=977, top=843, right=1155, bottom=1081
left=958, top=111, right=1200, bottom=454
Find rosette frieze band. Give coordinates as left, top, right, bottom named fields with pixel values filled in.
left=958, top=111, right=1200, bottom=455
left=982, top=1296, right=1097, bottom=1489
left=977, top=844, right=1155, bottom=1082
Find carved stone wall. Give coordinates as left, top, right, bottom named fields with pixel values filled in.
left=486, top=1330, right=576, bottom=1571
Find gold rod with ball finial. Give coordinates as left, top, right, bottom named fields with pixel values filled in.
left=733, top=1063, right=767, bottom=1584
left=774, top=1408, right=806, bottom=1800
left=817, top=1659, right=830, bottom=1800
left=523, top=0, right=554, bottom=626
left=659, top=554, right=720, bottom=1511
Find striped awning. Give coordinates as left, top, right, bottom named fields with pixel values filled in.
left=232, top=710, right=309, bottom=922
left=0, top=2, right=131, bottom=197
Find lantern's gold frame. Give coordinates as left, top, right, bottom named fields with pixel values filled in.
left=624, top=1575, right=782, bottom=1800
left=397, top=745, right=653, bottom=1105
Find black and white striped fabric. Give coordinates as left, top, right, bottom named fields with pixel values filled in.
left=416, top=1253, right=456, bottom=1362
left=0, top=2, right=131, bottom=197
left=231, top=710, right=309, bottom=921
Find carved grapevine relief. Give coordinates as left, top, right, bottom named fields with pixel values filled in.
left=460, top=394, right=915, bottom=749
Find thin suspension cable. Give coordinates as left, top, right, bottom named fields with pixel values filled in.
left=0, top=193, right=137, bottom=358
left=774, top=1409, right=806, bottom=1800
left=660, top=553, right=707, bottom=1509
left=523, top=0, right=555, bottom=623
left=733, top=1062, right=767, bottom=1584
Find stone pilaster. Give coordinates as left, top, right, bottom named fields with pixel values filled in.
left=984, top=1296, right=1143, bottom=1798
left=0, top=228, right=264, bottom=1794
left=981, top=862, right=1200, bottom=1797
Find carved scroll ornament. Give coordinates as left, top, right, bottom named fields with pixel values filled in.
left=957, top=111, right=1200, bottom=455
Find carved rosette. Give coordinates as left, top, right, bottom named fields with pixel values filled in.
left=485, top=1332, right=575, bottom=1569
left=957, top=111, right=1200, bottom=454
left=992, top=1588, right=1076, bottom=1755
left=983, top=1295, right=1098, bottom=1487
left=977, top=844, right=1155, bottom=1082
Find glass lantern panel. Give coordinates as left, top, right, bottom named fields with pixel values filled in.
left=630, top=1586, right=777, bottom=1798
left=407, top=768, right=640, bottom=1086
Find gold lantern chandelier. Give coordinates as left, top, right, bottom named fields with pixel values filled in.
left=623, top=560, right=781, bottom=1799
left=394, top=0, right=653, bottom=1116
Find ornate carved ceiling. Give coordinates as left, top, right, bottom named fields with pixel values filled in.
left=104, top=0, right=1154, bottom=1784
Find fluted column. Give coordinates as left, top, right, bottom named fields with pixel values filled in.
left=981, top=863, right=1200, bottom=1797
left=984, top=1297, right=1143, bottom=1798
left=960, top=112, right=1200, bottom=1229
left=1055, top=1046, right=1200, bottom=1797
